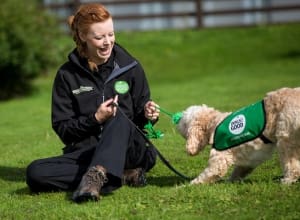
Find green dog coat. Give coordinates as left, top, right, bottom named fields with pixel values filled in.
left=213, top=100, right=267, bottom=151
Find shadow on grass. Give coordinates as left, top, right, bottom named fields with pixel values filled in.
left=0, top=165, right=26, bottom=182
left=280, top=49, right=300, bottom=59
left=147, top=175, right=189, bottom=187
left=14, top=187, right=31, bottom=195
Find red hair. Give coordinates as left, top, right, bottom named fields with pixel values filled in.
left=68, top=3, right=112, bottom=71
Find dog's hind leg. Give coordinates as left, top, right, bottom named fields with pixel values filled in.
left=276, top=111, right=300, bottom=184
left=277, top=141, right=300, bottom=184
left=229, top=166, right=255, bottom=182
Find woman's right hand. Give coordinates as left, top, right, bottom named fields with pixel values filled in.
left=94, top=95, right=118, bottom=123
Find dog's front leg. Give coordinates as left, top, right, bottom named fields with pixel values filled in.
left=191, top=149, right=233, bottom=184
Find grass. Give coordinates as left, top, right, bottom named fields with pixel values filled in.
left=1, top=23, right=300, bottom=219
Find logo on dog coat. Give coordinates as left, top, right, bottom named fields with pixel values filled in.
left=213, top=100, right=266, bottom=151
left=229, top=114, right=246, bottom=135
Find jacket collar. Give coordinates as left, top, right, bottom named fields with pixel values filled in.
left=68, top=43, right=138, bottom=80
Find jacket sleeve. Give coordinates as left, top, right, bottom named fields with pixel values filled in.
left=51, top=70, right=101, bottom=145
left=130, top=63, right=153, bottom=129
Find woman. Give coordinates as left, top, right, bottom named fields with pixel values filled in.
left=26, top=3, right=160, bottom=203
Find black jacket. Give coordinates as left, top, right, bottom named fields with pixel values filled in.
left=51, top=43, right=151, bottom=153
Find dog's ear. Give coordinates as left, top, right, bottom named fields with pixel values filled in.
left=186, top=130, right=200, bottom=155
left=186, top=126, right=207, bottom=155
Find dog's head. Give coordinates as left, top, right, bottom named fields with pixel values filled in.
left=177, top=105, right=218, bottom=156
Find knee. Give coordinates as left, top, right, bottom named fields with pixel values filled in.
left=26, top=160, right=45, bottom=191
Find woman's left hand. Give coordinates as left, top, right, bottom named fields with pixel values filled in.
left=144, top=101, right=160, bottom=121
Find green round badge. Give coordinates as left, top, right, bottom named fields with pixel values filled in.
left=114, top=81, right=129, bottom=94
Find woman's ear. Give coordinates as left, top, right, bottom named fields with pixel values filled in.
left=78, top=31, right=86, bottom=42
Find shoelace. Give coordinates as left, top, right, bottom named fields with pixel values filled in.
left=86, top=167, right=108, bottom=188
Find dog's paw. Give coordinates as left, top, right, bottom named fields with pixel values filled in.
left=175, top=183, right=190, bottom=189
left=280, top=176, right=299, bottom=184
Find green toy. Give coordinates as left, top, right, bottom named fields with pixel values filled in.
left=143, top=106, right=183, bottom=139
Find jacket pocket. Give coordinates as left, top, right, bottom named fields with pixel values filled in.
left=74, top=91, right=100, bottom=115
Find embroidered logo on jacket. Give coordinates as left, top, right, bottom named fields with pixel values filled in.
left=72, top=86, right=94, bottom=95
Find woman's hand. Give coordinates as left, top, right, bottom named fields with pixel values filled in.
left=94, top=95, right=118, bottom=123
left=144, top=100, right=160, bottom=121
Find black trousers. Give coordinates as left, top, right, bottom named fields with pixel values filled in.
left=26, top=112, right=157, bottom=193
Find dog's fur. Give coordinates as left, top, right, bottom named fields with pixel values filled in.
left=177, top=87, right=300, bottom=184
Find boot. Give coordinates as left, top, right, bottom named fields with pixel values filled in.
left=122, top=168, right=147, bottom=187
left=72, top=165, right=107, bottom=203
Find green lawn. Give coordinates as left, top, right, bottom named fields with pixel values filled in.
left=0, top=24, right=300, bottom=219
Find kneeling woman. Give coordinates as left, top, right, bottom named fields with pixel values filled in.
left=26, top=3, right=160, bottom=203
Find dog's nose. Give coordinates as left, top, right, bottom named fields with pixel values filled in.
left=186, top=147, right=198, bottom=156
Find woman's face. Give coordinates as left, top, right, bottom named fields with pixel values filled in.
left=80, top=18, right=115, bottom=65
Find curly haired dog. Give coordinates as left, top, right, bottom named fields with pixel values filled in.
left=177, top=87, right=300, bottom=184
